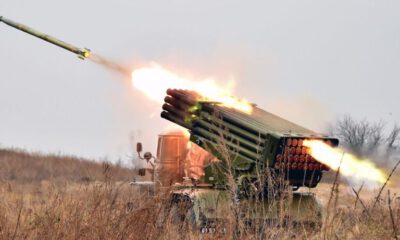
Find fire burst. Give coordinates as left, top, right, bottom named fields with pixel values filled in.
left=303, top=140, right=387, bottom=185
left=131, top=63, right=253, bottom=114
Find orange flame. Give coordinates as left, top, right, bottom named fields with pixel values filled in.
left=131, top=63, right=253, bottom=114
left=303, top=140, right=387, bottom=184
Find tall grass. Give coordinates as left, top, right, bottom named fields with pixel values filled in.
left=0, top=148, right=398, bottom=239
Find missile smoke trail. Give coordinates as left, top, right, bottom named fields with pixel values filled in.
left=0, top=15, right=253, bottom=113
left=0, top=15, right=129, bottom=78
left=88, top=53, right=131, bottom=77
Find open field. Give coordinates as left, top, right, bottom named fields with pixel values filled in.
left=0, top=148, right=399, bottom=239
left=0, top=149, right=135, bottom=183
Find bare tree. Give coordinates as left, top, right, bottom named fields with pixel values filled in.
left=366, top=121, right=386, bottom=154
left=333, top=115, right=384, bottom=156
left=385, top=124, right=400, bottom=160
left=386, top=124, right=400, bottom=150
left=332, top=115, right=400, bottom=165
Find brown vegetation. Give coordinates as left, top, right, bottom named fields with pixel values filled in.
left=0, top=148, right=134, bottom=183
left=0, top=148, right=399, bottom=239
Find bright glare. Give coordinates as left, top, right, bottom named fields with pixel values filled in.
left=303, top=140, right=387, bottom=185
left=131, top=63, right=253, bottom=114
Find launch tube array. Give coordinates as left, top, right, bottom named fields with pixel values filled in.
left=162, top=89, right=339, bottom=188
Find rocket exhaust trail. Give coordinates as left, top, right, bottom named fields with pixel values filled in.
left=88, top=53, right=131, bottom=77
left=0, top=16, right=130, bottom=78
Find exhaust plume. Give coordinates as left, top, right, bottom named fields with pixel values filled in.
left=303, top=140, right=388, bottom=187
left=130, top=63, right=253, bottom=113
left=88, top=53, right=131, bottom=77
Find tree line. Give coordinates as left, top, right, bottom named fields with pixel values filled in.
left=330, top=115, right=399, bottom=165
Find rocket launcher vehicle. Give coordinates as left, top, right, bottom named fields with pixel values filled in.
left=0, top=16, right=90, bottom=60
left=161, top=89, right=339, bottom=188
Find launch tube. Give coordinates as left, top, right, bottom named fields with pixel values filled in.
left=197, top=111, right=265, bottom=143
left=192, top=127, right=260, bottom=160
left=162, top=103, right=191, bottom=120
left=190, top=134, right=255, bottom=167
left=160, top=111, right=191, bottom=129
left=193, top=119, right=264, bottom=152
left=164, top=96, right=193, bottom=112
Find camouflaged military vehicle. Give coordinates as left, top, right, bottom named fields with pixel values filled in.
left=134, top=89, right=339, bottom=232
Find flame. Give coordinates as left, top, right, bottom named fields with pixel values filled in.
left=303, top=140, right=387, bottom=184
left=131, top=63, right=253, bottom=114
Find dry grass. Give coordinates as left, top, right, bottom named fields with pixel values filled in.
left=0, top=148, right=399, bottom=239
left=0, top=148, right=134, bottom=183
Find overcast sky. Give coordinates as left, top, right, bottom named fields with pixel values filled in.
left=1, top=1, right=399, bottom=163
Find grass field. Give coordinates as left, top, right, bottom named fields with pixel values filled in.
left=0, top=148, right=399, bottom=239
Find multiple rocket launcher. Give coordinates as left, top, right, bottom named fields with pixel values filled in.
left=162, top=89, right=339, bottom=188
left=1, top=15, right=341, bottom=189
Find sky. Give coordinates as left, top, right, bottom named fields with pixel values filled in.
left=1, top=1, right=399, bottom=163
